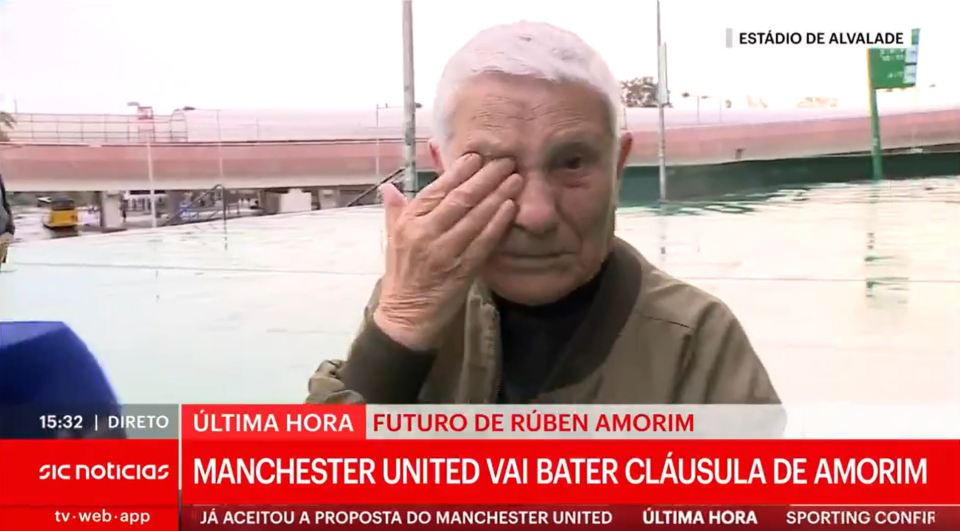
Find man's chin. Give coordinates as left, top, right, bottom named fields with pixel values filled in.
left=483, top=271, right=578, bottom=306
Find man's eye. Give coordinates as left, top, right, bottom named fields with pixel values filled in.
left=560, top=155, right=584, bottom=171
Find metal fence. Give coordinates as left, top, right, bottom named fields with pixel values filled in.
left=2, top=113, right=189, bottom=144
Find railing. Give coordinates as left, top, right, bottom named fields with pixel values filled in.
left=2, top=113, right=189, bottom=144
left=162, top=185, right=234, bottom=226
left=346, top=167, right=405, bottom=207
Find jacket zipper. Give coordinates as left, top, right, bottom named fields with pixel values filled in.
left=485, top=303, right=502, bottom=404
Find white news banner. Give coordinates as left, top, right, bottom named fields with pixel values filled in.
left=364, top=405, right=960, bottom=440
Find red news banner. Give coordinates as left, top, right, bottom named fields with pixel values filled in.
left=2, top=404, right=959, bottom=530
left=0, top=440, right=178, bottom=530
left=180, top=405, right=960, bottom=530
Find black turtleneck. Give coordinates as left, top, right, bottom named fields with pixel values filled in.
left=493, top=257, right=610, bottom=404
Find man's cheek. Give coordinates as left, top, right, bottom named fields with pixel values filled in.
left=562, top=185, right=612, bottom=228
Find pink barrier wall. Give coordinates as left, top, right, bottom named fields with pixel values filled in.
left=1, top=109, right=957, bottom=192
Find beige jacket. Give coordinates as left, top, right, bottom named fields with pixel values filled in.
left=307, top=238, right=780, bottom=405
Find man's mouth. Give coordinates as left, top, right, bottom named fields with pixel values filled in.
left=494, top=251, right=570, bottom=268
left=502, top=252, right=562, bottom=259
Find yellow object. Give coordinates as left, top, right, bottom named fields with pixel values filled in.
left=42, top=198, right=79, bottom=230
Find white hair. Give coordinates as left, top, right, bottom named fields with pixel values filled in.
left=432, top=21, right=623, bottom=145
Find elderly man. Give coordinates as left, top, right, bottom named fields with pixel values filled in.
left=307, top=22, right=779, bottom=405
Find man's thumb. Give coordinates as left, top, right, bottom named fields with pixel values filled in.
left=380, top=183, right=407, bottom=232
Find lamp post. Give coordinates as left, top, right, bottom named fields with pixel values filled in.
left=375, top=104, right=385, bottom=180
left=655, top=0, right=668, bottom=202
left=697, top=94, right=709, bottom=123
left=401, top=0, right=417, bottom=197
left=216, top=109, right=223, bottom=181
left=375, top=102, right=421, bottom=181
left=127, top=101, right=157, bottom=228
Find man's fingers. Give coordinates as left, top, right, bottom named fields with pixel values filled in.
left=410, top=152, right=485, bottom=214
left=380, top=183, right=407, bottom=234
left=436, top=173, right=523, bottom=256
left=426, top=158, right=516, bottom=229
left=461, top=199, right=517, bottom=266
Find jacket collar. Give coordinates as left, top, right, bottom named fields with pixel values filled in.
left=461, top=238, right=643, bottom=403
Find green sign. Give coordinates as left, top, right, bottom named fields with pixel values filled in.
left=866, top=28, right=920, bottom=182
left=869, top=29, right=919, bottom=89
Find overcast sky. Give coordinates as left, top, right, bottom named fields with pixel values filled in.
left=0, top=0, right=955, bottom=114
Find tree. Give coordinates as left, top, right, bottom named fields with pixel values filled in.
left=620, top=77, right=659, bottom=108
left=0, top=111, right=14, bottom=142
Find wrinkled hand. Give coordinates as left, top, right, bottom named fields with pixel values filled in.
left=374, top=154, right=522, bottom=350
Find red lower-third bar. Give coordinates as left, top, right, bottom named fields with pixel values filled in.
left=181, top=505, right=960, bottom=530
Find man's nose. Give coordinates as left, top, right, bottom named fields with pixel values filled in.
left=512, top=174, right=560, bottom=236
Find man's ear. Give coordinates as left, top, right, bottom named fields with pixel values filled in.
left=615, top=132, right=633, bottom=181
left=428, top=138, right=446, bottom=174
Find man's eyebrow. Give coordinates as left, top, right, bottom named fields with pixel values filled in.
left=548, top=127, right=607, bottom=145
left=543, top=137, right=602, bottom=159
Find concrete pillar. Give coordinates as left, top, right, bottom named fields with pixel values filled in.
left=318, top=188, right=340, bottom=210
left=288, top=188, right=313, bottom=212
left=166, top=190, right=185, bottom=221
left=264, top=188, right=313, bottom=214
left=262, top=191, right=279, bottom=215
left=98, top=191, right=125, bottom=231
